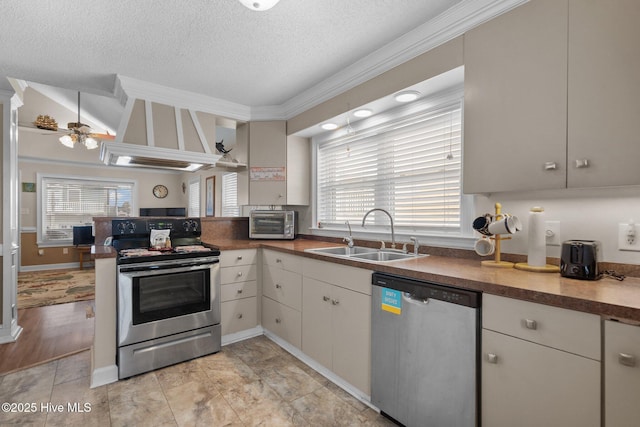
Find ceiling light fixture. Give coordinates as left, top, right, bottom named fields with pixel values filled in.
left=59, top=91, right=114, bottom=150
left=238, top=0, right=280, bottom=11
left=394, top=90, right=421, bottom=103
left=353, top=109, right=373, bottom=118
left=321, top=123, right=338, bottom=131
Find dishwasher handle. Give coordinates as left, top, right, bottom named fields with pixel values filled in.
left=403, top=292, right=429, bottom=305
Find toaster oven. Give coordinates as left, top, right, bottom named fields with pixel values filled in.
left=249, top=210, right=297, bottom=239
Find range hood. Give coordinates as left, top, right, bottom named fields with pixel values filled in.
left=100, top=142, right=221, bottom=172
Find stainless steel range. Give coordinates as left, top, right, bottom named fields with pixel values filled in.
left=112, top=218, right=221, bottom=379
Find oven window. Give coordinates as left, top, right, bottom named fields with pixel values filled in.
left=132, top=269, right=210, bottom=324
left=253, top=217, right=284, bottom=234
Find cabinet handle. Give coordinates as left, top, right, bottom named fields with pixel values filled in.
left=523, top=319, right=538, bottom=330
left=331, top=299, right=340, bottom=305
left=543, top=162, right=558, bottom=170
left=486, top=353, right=498, bottom=364
left=275, top=318, right=281, bottom=324
left=237, top=255, right=243, bottom=260
left=275, top=283, right=282, bottom=289
left=619, top=353, right=636, bottom=367
left=237, top=271, right=243, bottom=277
left=323, top=296, right=330, bottom=302
left=237, top=289, right=243, bottom=294
left=574, top=159, right=589, bottom=168
left=276, top=258, right=282, bottom=263
left=237, top=313, right=243, bottom=319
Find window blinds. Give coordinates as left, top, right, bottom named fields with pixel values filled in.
left=188, top=179, right=200, bottom=217
left=317, top=102, right=462, bottom=233
left=221, top=173, right=240, bottom=217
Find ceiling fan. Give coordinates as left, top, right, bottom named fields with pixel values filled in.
left=56, top=91, right=115, bottom=149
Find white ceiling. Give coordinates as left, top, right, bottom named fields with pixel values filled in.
left=2, top=1, right=523, bottom=125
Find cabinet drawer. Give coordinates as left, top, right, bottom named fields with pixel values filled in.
left=221, top=280, right=257, bottom=302
left=262, top=249, right=303, bottom=274
left=220, top=264, right=257, bottom=285
left=263, top=265, right=302, bottom=310
left=262, top=296, right=301, bottom=349
left=303, top=258, right=371, bottom=295
left=604, top=320, right=640, bottom=426
left=483, top=294, right=600, bottom=360
left=219, top=249, right=257, bottom=266
left=221, top=297, right=258, bottom=336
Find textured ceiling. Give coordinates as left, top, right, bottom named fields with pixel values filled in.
left=1, top=0, right=464, bottom=108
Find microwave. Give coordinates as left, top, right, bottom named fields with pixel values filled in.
left=249, top=210, right=297, bottom=240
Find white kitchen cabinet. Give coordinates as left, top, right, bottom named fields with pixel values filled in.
left=220, top=249, right=258, bottom=336
left=604, top=320, right=640, bottom=427
left=482, top=294, right=601, bottom=427
left=464, top=0, right=640, bottom=193
left=261, top=249, right=303, bottom=348
left=248, top=121, right=309, bottom=206
left=302, top=258, right=372, bottom=395
left=463, top=0, right=568, bottom=193
left=567, top=0, right=640, bottom=188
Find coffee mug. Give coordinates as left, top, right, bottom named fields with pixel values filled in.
left=488, top=215, right=522, bottom=235
left=474, top=236, right=495, bottom=256
left=472, top=214, right=493, bottom=236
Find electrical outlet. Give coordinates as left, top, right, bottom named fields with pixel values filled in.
left=545, top=221, right=561, bottom=246
left=63, top=248, right=69, bottom=254
left=38, top=249, right=44, bottom=256
left=618, top=223, right=640, bottom=251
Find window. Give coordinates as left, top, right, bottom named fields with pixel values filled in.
left=38, top=174, right=135, bottom=245
left=188, top=178, right=200, bottom=217
left=221, top=173, right=239, bottom=217
left=316, top=97, right=464, bottom=236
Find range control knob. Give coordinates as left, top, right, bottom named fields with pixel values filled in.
left=127, top=222, right=136, bottom=233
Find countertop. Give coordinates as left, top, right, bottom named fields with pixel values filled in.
left=208, top=238, right=640, bottom=323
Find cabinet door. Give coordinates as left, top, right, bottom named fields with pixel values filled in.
left=567, top=0, right=640, bottom=188
left=301, top=277, right=333, bottom=370
left=331, top=285, right=371, bottom=395
left=262, top=296, right=301, bottom=349
left=249, top=121, right=287, bottom=205
left=482, top=329, right=600, bottom=427
left=262, top=265, right=302, bottom=310
left=463, top=0, right=567, bottom=193
left=221, top=297, right=257, bottom=336
left=604, top=320, right=640, bottom=427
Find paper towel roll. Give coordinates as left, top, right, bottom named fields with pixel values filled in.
left=527, top=207, right=546, bottom=267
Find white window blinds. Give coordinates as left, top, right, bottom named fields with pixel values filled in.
left=188, top=179, right=200, bottom=217
left=39, top=175, right=134, bottom=244
left=317, top=101, right=462, bottom=233
left=221, top=173, right=240, bottom=217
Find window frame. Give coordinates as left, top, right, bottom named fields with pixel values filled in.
left=311, top=87, right=475, bottom=249
left=36, top=173, right=137, bottom=247
left=221, top=172, right=240, bottom=217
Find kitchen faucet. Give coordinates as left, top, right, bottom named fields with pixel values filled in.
left=362, top=208, right=396, bottom=249
left=343, top=220, right=354, bottom=248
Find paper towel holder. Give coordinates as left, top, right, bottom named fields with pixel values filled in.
left=514, top=206, right=560, bottom=273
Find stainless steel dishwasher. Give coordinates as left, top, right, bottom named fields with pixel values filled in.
left=371, top=272, right=481, bottom=427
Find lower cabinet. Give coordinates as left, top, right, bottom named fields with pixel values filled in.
left=301, top=259, right=371, bottom=395
left=219, top=249, right=258, bottom=336
left=482, top=294, right=600, bottom=427
left=604, top=320, right=640, bottom=427
left=262, top=295, right=302, bottom=348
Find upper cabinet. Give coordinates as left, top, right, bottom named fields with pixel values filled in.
left=248, top=121, right=309, bottom=206
left=464, top=0, right=640, bottom=193
left=464, top=0, right=568, bottom=193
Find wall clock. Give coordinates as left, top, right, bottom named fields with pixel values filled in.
left=152, top=184, right=168, bottom=199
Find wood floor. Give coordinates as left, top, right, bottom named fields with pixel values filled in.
left=0, top=300, right=94, bottom=375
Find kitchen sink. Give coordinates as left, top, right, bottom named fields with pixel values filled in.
left=305, top=246, right=427, bottom=263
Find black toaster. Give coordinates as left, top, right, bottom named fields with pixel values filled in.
left=560, top=240, right=601, bottom=280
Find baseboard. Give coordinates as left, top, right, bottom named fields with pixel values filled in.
left=20, top=262, right=84, bottom=272
left=222, top=326, right=264, bottom=346
left=90, top=364, right=118, bottom=389
left=0, top=324, right=23, bottom=344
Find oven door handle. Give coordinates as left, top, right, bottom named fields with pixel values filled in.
left=118, top=262, right=215, bottom=276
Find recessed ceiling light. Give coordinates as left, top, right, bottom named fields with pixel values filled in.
left=353, top=109, right=373, bottom=118
left=394, top=90, right=421, bottom=103
left=321, top=123, right=338, bottom=130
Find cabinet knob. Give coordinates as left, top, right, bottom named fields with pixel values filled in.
left=237, top=255, right=243, bottom=260
left=237, top=271, right=243, bottom=277
left=237, top=313, right=243, bottom=319
left=543, top=162, right=558, bottom=170
left=331, top=299, right=340, bottom=305
left=574, top=159, right=590, bottom=168
left=523, top=319, right=538, bottom=330
left=275, top=283, right=282, bottom=289
left=275, top=318, right=281, bottom=324
left=323, top=296, right=330, bottom=302
left=237, top=289, right=243, bottom=294
left=619, top=353, right=636, bottom=367
left=486, top=353, right=498, bottom=364
left=276, top=258, right=282, bottom=263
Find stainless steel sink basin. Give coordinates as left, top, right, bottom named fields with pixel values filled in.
left=305, top=246, right=427, bottom=263
left=304, top=246, right=377, bottom=256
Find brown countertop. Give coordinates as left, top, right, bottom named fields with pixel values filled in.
left=206, top=238, right=640, bottom=323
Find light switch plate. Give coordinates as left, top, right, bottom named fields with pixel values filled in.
left=618, top=223, right=640, bottom=251
left=545, top=221, right=561, bottom=246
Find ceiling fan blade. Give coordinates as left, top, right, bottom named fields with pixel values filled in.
left=89, top=132, right=116, bottom=140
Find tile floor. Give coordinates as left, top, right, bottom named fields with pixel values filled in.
left=0, top=336, right=396, bottom=426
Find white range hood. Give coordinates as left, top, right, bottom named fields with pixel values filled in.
left=100, top=142, right=221, bottom=172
